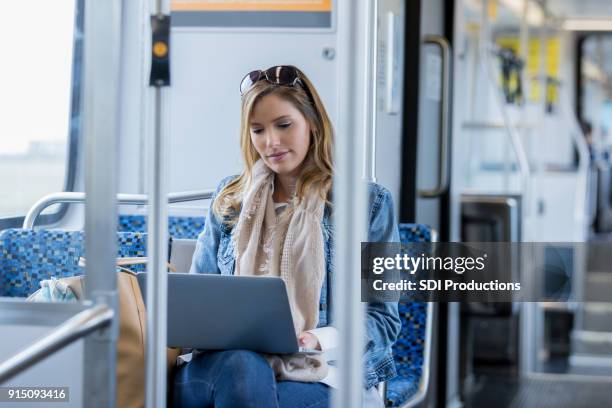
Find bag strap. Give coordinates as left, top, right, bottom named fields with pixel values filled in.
left=79, top=257, right=177, bottom=272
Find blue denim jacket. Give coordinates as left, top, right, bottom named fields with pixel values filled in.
left=190, top=176, right=401, bottom=389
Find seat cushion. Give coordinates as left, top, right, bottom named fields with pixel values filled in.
left=386, top=371, right=421, bottom=407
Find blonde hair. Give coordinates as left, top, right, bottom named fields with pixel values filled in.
left=213, top=67, right=334, bottom=224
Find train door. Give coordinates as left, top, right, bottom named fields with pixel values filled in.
left=405, top=1, right=463, bottom=407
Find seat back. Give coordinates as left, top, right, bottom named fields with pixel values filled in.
left=1, top=229, right=84, bottom=298
left=118, top=215, right=205, bottom=239
left=0, top=229, right=148, bottom=298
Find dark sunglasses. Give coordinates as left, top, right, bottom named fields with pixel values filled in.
left=239, top=65, right=313, bottom=102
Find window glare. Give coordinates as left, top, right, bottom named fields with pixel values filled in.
left=0, top=1, right=76, bottom=218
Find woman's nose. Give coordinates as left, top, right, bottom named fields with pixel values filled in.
left=266, top=129, right=281, bottom=148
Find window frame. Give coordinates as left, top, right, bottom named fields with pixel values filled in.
left=0, top=0, right=83, bottom=230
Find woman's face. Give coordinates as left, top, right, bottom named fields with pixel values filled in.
left=249, top=94, right=311, bottom=178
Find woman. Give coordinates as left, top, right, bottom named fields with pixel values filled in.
left=175, top=65, right=401, bottom=407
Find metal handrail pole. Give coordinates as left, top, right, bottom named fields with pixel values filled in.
left=0, top=305, right=113, bottom=384
left=570, top=111, right=591, bottom=236
left=482, top=50, right=531, bottom=198
left=82, top=0, right=123, bottom=406
left=23, top=190, right=214, bottom=229
left=363, top=0, right=378, bottom=183
left=335, top=0, right=368, bottom=407
left=481, top=0, right=534, bottom=376
left=145, top=0, right=171, bottom=406
left=419, top=36, right=452, bottom=198
left=167, top=189, right=214, bottom=203
left=479, top=6, right=531, bottom=220
left=24, top=192, right=87, bottom=229
left=557, top=63, right=590, bottom=238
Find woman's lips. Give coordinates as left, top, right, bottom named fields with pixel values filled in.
left=268, top=151, right=289, bottom=162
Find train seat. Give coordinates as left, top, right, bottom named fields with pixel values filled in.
left=0, top=229, right=148, bottom=298
left=118, top=214, right=205, bottom=239
left=117, top=214, right=206, bottom=270
left=386, top=223, right=434, bottom=407
left=1, top=223, right=434, bottom=406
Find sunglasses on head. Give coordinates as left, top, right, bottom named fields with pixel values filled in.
left=239, top=65, right=314, bottom=102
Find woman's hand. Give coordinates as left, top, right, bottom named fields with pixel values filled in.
left=298, top=331, right=321, bottom=350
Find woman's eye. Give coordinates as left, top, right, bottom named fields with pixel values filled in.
left=278, top=122, right=292, bottom=129
left=251, top=128, right=263, bottom=134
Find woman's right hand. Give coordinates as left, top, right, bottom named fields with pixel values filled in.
left=298, top=331, right=321, bottom=350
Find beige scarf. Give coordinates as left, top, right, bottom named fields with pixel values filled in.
left=232, top=159, right=328, bottom=382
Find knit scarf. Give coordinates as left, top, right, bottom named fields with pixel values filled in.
left=232, top=159, right=328, bottom=382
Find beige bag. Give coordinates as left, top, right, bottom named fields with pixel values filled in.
left=32, top=271, right=180, bottom=408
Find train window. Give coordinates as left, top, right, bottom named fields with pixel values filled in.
left=579, top=34, right=612, bottom=156
left=0, top=0, right=81, bottom=226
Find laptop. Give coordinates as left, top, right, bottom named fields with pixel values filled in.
left=136, top=272, right=320, bottom=355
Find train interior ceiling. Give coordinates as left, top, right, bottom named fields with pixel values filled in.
left=2, top=0, right=612, bottom=407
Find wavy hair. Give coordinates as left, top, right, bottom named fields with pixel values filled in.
left=213, top=66, right=334, bottom=224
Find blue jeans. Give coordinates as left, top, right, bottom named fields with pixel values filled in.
left=173, top=350, right=330, bottom=408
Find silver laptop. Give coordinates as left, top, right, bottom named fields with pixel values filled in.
left=136, top=273, right=320, bottom=355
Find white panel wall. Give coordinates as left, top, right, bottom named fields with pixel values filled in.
left=0, top=325, right=83, bottom=408
left=168, top=29, right=338, bottom=196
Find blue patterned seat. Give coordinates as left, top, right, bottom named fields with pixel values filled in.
left=118, top=215, right=205, bottom=239
left=0, top=229, right=148, bottom=298
left=386, top=223, right=433, bottom=407
left=399, top=224, right=432, bottom=244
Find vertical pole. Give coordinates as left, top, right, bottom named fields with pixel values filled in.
left=82, top=0, right=123, bottom=406
left=363, top=0, right=379, bottom=183
left=519, top=0, right=529, bottom=101
left=145, top=0, right=171, bottom=407
left=520, top=0, right=540, bottom=377
left=145, top=89, right=170, bottom=408
left=334, top=0, right=369, bottom=406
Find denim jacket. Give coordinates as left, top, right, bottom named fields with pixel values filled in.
left=190, top=176, right=402, bottom=389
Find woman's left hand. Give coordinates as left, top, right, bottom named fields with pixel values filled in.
left=298, top=331, right=321, bottom=350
